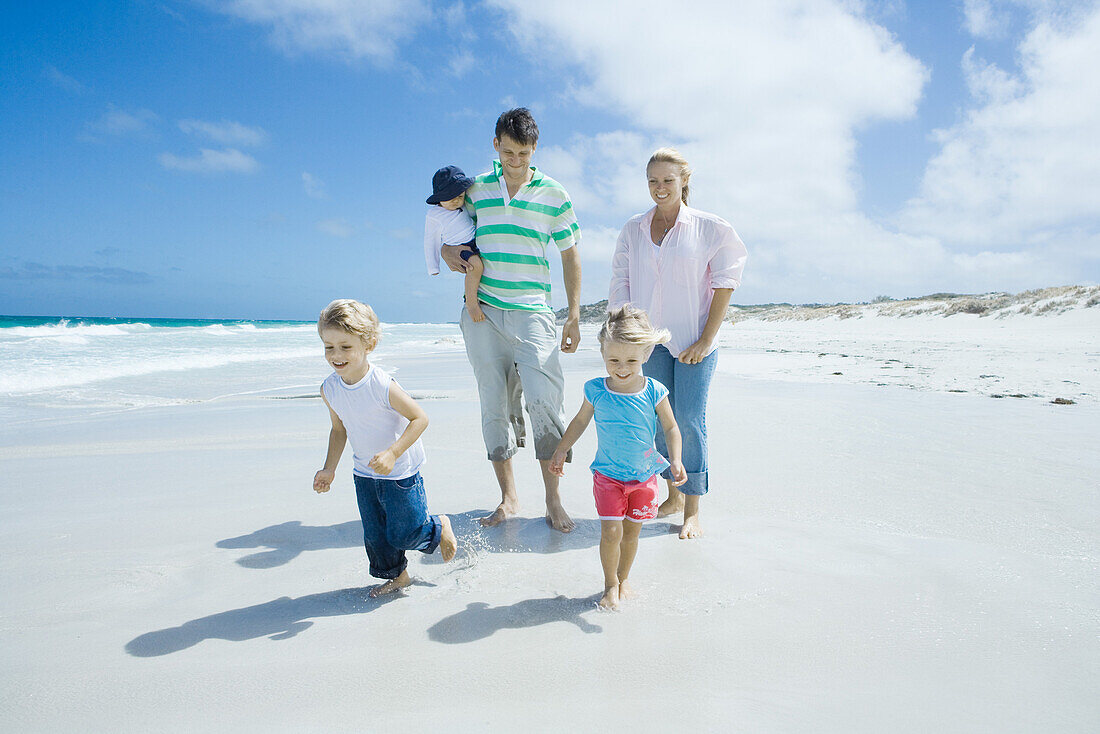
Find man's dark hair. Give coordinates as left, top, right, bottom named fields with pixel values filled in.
left=495, top=108, right=539, bottom=146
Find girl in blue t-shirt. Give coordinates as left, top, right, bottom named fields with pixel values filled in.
left=549, top=305, right=686, bottom=610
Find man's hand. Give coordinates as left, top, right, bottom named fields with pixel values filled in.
left=560, top=316, right=580, bottom=353
left=441, top=244, right=472, bottom=274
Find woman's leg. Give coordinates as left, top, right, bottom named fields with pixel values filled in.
left=672, top=349, right=718, bottom=538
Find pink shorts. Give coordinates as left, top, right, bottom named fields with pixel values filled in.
left=593, top=471, right=659, bottom=523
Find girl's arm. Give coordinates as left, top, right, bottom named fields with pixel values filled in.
left=367, top=381, right=429, bottom=475
left=678, top=287, right=733, bottom=364
left=655, top=397, right=687, bottom=485
left=548, top=399, right=595, bottom=476
left=314, top=391, right=347, bottom=493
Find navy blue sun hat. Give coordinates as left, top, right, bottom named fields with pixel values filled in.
left=426, top=165, right=475, bottom=205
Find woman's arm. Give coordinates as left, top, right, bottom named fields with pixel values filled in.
left=608, top=224, right=633, bottom=310
left=678, top=287, right=733, bottom=364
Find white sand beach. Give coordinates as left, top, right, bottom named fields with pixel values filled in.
left=1, top=302, right=1098, bottom=732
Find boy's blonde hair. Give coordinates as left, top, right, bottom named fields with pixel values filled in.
left=317, top=299, right=380, bottom=351
left=598, top=304, right=670, bottom=349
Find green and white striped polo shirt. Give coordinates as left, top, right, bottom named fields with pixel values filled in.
left=465, top=161, right=580, bottom=312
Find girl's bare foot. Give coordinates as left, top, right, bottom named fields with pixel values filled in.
left=438, top=515, right=457, bottom=561
left=370, top=570, right=412, bottom=597
left=656, top=496, right=684, bottom=517
left=598, top=585, right=620, bottom=611
left=479, top=499, right=519, bottom=527
left=679, top=515, right=703, bottom=539
left=545, top=501, right=575, bottom=533
left=618, top=579, right=636, bottom=601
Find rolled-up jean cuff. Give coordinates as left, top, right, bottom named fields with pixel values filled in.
left=661, top=469, right=708, bottom=496
left=423, top=514, right=443, bottom=554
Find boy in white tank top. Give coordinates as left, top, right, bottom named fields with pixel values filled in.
left=312, top=299, right=457, bottom=597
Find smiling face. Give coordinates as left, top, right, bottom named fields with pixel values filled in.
left=601, top=340, right=653, bottom=393
left=493, top=134, right=536, bottom=184
left=647, top=161, right=685, bottom=208
left=320, top=327, right=371, bottom=384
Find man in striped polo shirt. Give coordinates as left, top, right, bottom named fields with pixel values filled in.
left=441, top=108, right=581, bottom=533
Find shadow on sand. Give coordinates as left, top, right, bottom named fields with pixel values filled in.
left=217, top=511, right=676, bottom=569
left=427, top=595, right=604, bottom=643
left=125, top=586, right=407, bottom=657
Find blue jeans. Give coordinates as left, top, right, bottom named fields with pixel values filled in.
left=643, top=345, right=717, bottom=496
left=353, top=473, right=442, bottom=580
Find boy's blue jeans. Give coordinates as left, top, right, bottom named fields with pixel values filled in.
left=353, top=473, right=442, bottom=580
left=643, top=345, right=718, bottom=496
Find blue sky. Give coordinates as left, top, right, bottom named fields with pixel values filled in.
left=1, top=0, right=1098, bottom=322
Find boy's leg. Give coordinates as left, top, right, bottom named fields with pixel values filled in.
left=353, top=475, right=407, bottom=581
left=463, top=255, right=485, bottom=322
left=598, top=520, right=624, bottom=610
left=379, top=473, right=442, bottom=553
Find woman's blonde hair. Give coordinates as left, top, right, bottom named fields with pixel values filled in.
left=317, top=299, right=380, bottom=351
left=598, top=304, right=670, bottom=349
left=647, top=147, right=692, bottom=204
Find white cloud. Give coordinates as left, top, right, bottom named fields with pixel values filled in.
left=217, top=0, right=432, bottom=62
left=89, top=105, right=158, bottom=136
left=318, top=218, right=355, bottom=237
left=178, top=119, right=268, bottom=146
left=158, top=147, right=260, bottom=173
left=901, top=6, right=1100, bottom=261
left=963, top=0, right=1012, bottom=39
left=44, top=65, right=88, bottom=94
left=302, top=171, right=326, bottom=198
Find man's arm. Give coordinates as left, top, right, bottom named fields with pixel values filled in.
left=440, top=244, right=473, bottom=274
left=559, top=245, right=581, bottom=353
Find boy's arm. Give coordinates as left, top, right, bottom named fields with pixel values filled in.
left=655, top=397, right=687, bottom=486
left=559, top=245, right=582, bottom=353
left=314, top=391, right=347, bottom=493
left=367, top=381, right=429, bottom=475
left=549, top=399, right=594, bottom=476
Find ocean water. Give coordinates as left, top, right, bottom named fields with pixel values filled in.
left=0, top=316, right=467, bottom=424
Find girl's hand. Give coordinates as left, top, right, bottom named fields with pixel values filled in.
left=313, top=469, right=335, bottom=493
left=669, top=461, right=688, bottom=486
left=368, top=449, right=397, bottom=476
left=678, top=338, right=712, bottom=364
left=548, top=449, right=568, bottom=477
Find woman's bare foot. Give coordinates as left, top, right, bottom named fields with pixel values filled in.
left=438, top=515, right=457, bottom=561
left=679, top=515, right=703, bottom=539
left=370, top=570, right=412, bottom=597
left=545, top=501, right=575, bottom=533
left=467, top=303, right=485, bottom=322
left=656, top=496, right=684, bottom=517
left=618, top=578, right=636, bottom=602
left=479, top=499, right=519, bottom=527
left=598, top=585, right=620, bottom=611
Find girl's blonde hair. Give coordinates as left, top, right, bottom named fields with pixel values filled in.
left=647, top=147, right=692, bottom=204
left=598, top=304, right=670, bottom=349
left=317, top=299, right=380, bottom=351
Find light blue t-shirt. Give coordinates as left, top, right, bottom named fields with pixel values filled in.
left=584, top=376, right=671, bottom=483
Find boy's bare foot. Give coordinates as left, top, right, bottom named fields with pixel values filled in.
left=370, top=570, right=412, bottom=597
left=679, top=515, right=703, bottom=539
left=598, top=585, right=620, bottom=611
left=618, top=579, right=636, bottom=601
left=545, top=501, right=575, bottom=533
left=480, top=499, right=519, bottom=527
left=656, top=496, right=684, bottom=517
left=439, top=515, right=457, bottom=561
left=467, top=304, right=485, bottom=322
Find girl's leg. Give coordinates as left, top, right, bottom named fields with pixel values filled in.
left=673, top=349, right=718, bottom=539
left=617, top=520, right=643, bottom=600
left=643, top=345, right=684, bottom=516
left=598, top=520, right=624, bottom=610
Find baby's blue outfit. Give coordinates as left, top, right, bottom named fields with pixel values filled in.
left=584, top=376, right=670, bottom=483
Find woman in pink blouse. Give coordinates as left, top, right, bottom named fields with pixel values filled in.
left=609, top=148, right=747, bottom=539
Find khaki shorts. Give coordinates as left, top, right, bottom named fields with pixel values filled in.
left=460, top=305, right=568, bottom=461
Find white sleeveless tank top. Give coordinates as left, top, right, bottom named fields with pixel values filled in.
left=321, top=364, right=425, bottom=480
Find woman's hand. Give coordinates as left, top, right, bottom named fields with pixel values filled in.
left=678, top=338, right=712, bottom=364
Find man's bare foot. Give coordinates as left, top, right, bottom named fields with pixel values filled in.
left=618, top=579, right=636, bottom=601
left=467, top=304, right=485, bottom=322
left=438, top=515, right=457, bottom=561
left=679, top=515, right=703, bottom=539
left=479, top=500, right=518, bottom=527
left=656, top=496, right=684, bottom=517
left=369, top=570, right=412, bottom=597
left=598, top=585, right=620, bottom=611
left=545, top=501, right=575, bottom=533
